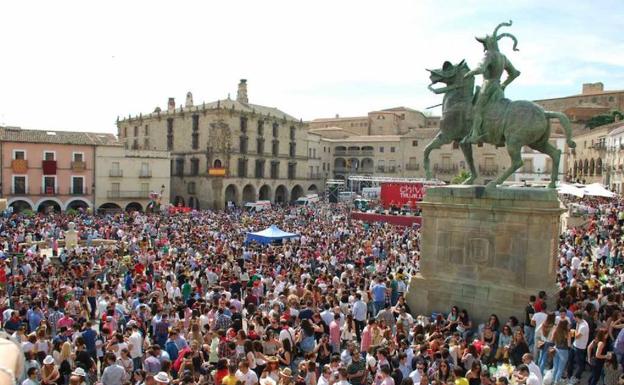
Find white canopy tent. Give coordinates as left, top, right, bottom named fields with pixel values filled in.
left=556, top=182, right=616, bottom=198
left=583, top=183, right=616, bottom=198
left=557, top=183, right=585, bottom=198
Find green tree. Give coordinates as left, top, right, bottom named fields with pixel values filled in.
left=451, top=169, right=471, bottom=184
left=586, top=110, right=623, bottom=129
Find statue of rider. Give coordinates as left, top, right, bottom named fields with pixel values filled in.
left=462, top=21, right=521, bottom=144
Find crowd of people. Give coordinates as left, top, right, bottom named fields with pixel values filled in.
left=0, top=197, right=621, bottom=385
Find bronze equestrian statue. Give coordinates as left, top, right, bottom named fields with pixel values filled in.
left=424, top=21, right=576, bottom=189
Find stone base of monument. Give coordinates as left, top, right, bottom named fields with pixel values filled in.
left=406, top=185, right=563, bottom=324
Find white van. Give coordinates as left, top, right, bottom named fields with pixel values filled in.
left=244, top=201, right=272, bottom=212
left=295, top=194, right=320, bottom=206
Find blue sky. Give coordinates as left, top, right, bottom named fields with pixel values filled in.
left=1, top=0, right=623, bottom=132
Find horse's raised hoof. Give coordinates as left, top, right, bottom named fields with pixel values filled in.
left=485, top=181, right=498, bottom=190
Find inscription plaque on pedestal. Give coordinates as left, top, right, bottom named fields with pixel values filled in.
left=406, top=185, right=563, bottom=323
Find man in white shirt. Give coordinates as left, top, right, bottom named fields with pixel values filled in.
left=567, top=311, right=589, bottom=383
left=530, top=303, right=548, bottom=330
left=521, top=353, right=542, bottom=385
left=409, top=361, right=426, bottom=385
left=235, top=361, right=258, bottom=385
left=352, top=293, right=367, bottom=340
left=127, top=323, right=143, bottom=370
left=278, top=319, right=295, bottom=349
left=320, top=304, right=334, bottom=327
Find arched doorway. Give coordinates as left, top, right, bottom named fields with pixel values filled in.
left=174, top=196, right=185, bottom=206
left=66, top=199, right=90, bottom=212
left=307, top=184, right=318, bottom=195
left=9, top=200, right=33, bottom=213
left=213, top=159, right=223, bottom=168
left=361, top=158, right=374, bottom=173
left=597, top=158, right=603, bottom=176
left=589, top=159, right=595, bottom=176
left=348, top=158, right=360, bottom=172
left=225, top=184, right=239, bottom=207
left=334, top=158, right=346, bottom=172
left=275, top=185, right=288, bottom=203
left=37, top=200, right=62, bottom=213
left=291, top=185, right=304, bottom=202
left=125, top=202, right=143, bottom=212
left=259, top=185, right=271, bottom=201
left=98, top=203, right=122, bottom=213
left=242, top=184, right=256, bottom=203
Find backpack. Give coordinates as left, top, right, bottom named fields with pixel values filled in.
left=300, top=335, right=315, bottom=353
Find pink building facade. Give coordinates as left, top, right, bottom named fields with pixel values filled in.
left=0, top=127, right=116, bottom=212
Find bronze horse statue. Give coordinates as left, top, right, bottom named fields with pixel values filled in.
left=424, top=60, right=576, bottom=188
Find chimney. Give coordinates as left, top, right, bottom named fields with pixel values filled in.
left=167, top=98, right=175, bottom=112
left=237, top=79, right=248, bottom=104
left=185, top=92, right=193, bottom=108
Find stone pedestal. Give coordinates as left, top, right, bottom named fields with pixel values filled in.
left=406, top=185, right=563, bottom=324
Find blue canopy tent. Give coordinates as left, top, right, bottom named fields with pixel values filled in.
left=245, top=225, right=299, bottom=245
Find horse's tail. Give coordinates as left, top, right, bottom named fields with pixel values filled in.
left=545, top=111, right=576, bottom=148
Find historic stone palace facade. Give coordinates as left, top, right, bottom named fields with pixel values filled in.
left=117, top=80, right=322, bottom=209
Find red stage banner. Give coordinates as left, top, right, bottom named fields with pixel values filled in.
left=380, top=182, right=426, bottom=209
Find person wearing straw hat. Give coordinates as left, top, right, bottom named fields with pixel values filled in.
left=40, top=356, right=59, bottom=385
left=69, top=368, right=86, bottom=385
left=153, top=372, right=170, bottom=385
left=277, top=367, right=293, bottom=385
left=264, top=356, right=280, bottom=382
left=259, top=376, right=276, bottom=385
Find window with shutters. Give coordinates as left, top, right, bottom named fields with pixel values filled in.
left=257, top=138, right=265, bottom=155
left=167, top=118, right=174, bottom=150
left=240, top=116, right=248, bottom=133
left=237, top=158, right=248, bottom=177
left=239, top=136, right=248, bottom=154
left=175, top=158, right=184, bottom=176
left=192, top=115, right=199, bottom=150
left=255, top=159, right=265, bottom=178
left=270, top=161, right=280, bottom=179
left=272, top=140, right=279, bottom=156
left=190, top=158, right=199, bottom=175
left=288, top=162, right=296, bottom=180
